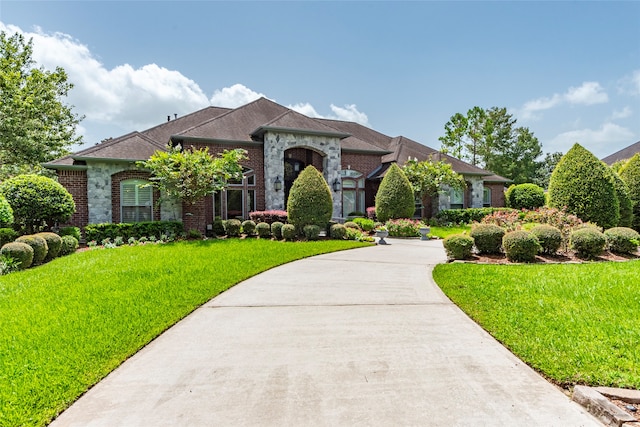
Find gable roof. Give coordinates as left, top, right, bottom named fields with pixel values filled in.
left=251, top=109, right=350, bottom=139
left=602, top=140, right=640, bottom=165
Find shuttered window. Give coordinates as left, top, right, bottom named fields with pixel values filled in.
left=121, top=179, right=152, bottom=223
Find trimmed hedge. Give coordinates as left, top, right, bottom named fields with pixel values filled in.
left=281, top=224, right=297, bottom=241
left=36, top=232, right=63, bottom=261
left=470, top=224, right=505, bottom=254
left=303, top=224, right=321, bottom=241
left=15, top=235, right=48, bottom=265
left=0, top=228, right=18, bottom=247
left=375, top=163, right=415, bottom=222
left=255, top=222, right=271, bottom=238
left=344, top=221, right=360, bottom=230
left=505, top=183, right=545, bottom=210
left=249, top=210, right=288, bottom=225
left=330, top=223, right=347, bottom=239
left=241, top=220, right=256, bottom=236
left=443, top=234, right=474, bottom=260
left=271, top=222, right=284, bottom=240
left=435, top=207, right=518, bottom=225
left=502, top=230, right=541, bottom=263
left=604, top=227, right=640, bottom=254
left=59, top=235, right=79, bottom=256
left=611, top=172, right=633, bottom=228
left=570, top=227, right=606, bottom=259
left=84, top=221, right=184, bottom=242
left=619, top=153, right=640, bottom=231
left=287, top=166, right=333, bottom=233
left=530, top=224, right=562, bottom=255
left=225, top=219, right=241, bottom=237
left=0, top=241, right=34, bottom=269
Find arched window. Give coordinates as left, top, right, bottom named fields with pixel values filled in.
left=121, top=179, right=153, bottom=223
left=341, top=169, right=365, bottom=216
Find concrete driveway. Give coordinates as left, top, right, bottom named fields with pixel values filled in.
left=51, top=238, right=600, bottom=426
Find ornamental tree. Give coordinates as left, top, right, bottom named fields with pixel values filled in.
left=402, top=158, right=465, bottom=205
left=375, top=163, right=415, bottom=222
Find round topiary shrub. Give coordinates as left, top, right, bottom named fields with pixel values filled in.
left=443, top=234, right=474, bottom=260
left=271, top=222, right=284, bottom=240
left=619, top=153, right=640, bottom=231
left=241, top=220, right=256, bottom=236
left=0, top=194, right=14, bottom=227
left=59, top=235, right=79, bottom=256
left=281, top=224, right=297, bottom=241
left=0, top=241, right=34, bottom=269
left=303, top=224, right=321, bottom=241
left=16, top=234, right=48, bottom=265
left=548, top=144, right=619, bottom=229
left=287, top=166, right=333, bottom=234
left=570, top=227, right=606, bottom=259
left=0, top=174, right=75, bottom=233
left=604, top=227, right=640, bottom=254
left=36, top=232, right=63, bottom=261
left=530, top=224, right=562, bottom=255
left=0, top=228, right=18, bottom=247
left=330, top=223, right=347, bottom=240
left=505, top=183, right=546, bottom=210
left=502, top=230, right=541, bottom=263
left=256, top=222, right=271, bottom=238
left=212, top=218, right=226, bottom=236
left=344, top=221, right=360, bottom=230
left=375, top=163, right=415, bottom=222
left=469, top=224, right=505, bottom=254
left=225, top=219, right=242, bottom=237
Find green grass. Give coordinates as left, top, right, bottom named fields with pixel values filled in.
left=428, top=224, right=471, bottom=239
left=433, top=261, right=640, bottom=389
left=0, top=239, right=368, bottom=427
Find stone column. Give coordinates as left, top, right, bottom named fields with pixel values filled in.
left=263, top=133, right=286, bottom=210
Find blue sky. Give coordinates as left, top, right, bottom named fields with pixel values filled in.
left=1, top=1, right=639, bottom=159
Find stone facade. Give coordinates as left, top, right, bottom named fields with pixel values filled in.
left=86, top=162, right=130, bottom=224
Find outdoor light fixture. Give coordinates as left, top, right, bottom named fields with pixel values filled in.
left=332, top=178, right=341, bottom=192
left=274, top=176, right=282, bottom=192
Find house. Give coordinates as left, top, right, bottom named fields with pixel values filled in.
left=44, top=98, right=509, bottom=232
left=602, top=140, right=640, bottom=165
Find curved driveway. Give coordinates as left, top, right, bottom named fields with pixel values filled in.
left=51, top=239, right=600, bottom=426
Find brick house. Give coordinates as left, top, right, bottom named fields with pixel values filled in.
left=45, top=98, right=508, bottom=232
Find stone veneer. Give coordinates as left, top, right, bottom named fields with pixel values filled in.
left=87, top=162, right=129, bottom=224
left=263, top=131, right=342, bottom=218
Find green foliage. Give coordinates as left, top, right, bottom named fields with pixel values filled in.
left=0, top=227, right=18, bottom=246
left=619, top=154, right=640, bottom=231
left=480, top=209, right=522, bottom=232
left=352, top=217, right=374, bottom=232
left=610, top=171, right=633, bottom=228
left=530, top=224, right=562, bottom=255
left=0, top=194, right=13, bottom=227
left=225, top=219, right=242, bottom=237
left=532, top=152, right=563, bottom=190
left=271, top=222, right=284, bottom=240
left=303, top=224, right=321, bottom=240
left=212, top=218, right=226, bottom=236
left=402, top=157, right=465, bottom=199
left=435, top=207, right=517, bottom=225
left=344, top=221, right=360, bottom=230
left=345, top=227, right=375, bottom=242
left=255, top=222, right=271, bottom=238
left=375, top=163, right=415, bottom=222
left=187, top=229, right=202, bottom=239
left=443, top=234, right=474, bottom=260
left=16, top=234, right=48, bottom=265
left=505, top=183, right=545, bottom=210
left=548, top=144, right=619, bottom=229
left=502, top=230, right=541, bottom=263
left=0, top=31, right=82, bottom=178
left=286, top=166, right=333, bottom=233
left=0, top=241, right=33, bottom=269
left=281, top=224, right=297, bottom=241
left=36, top=232, right=62, bottom=261
left=0, top=253, right=21, bottom=275
left=604, top=227, right=640, bottom=254
left=330, top=223, right=347, bottom=239
left=59, top=226, right=81, bottom=241
left=59, top=235, right=79, bottom=256
left=570, top=227, right=606, bottom=259
left=522, top=207, right=584, bottom=251
left=249, top=210, right=288, bottom=224
left=385, top=218, right=422, bottom=237
left=139, top=146, right=248, bottom=206
left=241, top=220, right=256, bottom=236
left=469, top=223, right=505, bottom=254
left=0, top=174, right=75, bottom=233
left=84, top=221, right=183, bottom=242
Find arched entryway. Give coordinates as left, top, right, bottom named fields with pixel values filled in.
left=283, top=147, right=324, bottom=207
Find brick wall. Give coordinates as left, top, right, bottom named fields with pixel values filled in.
left=342, top=152, right=384, bottom=209
left=111, top=170, right=160, bottom=223
left=486, top=183, right=506, bottom=207
left=57, top=169, right=88, bottom=229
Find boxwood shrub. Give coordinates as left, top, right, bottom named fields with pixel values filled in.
left=255, top=222, right=271, bottom=238
left=344, top=221, right=360, bottom=230
left=505, top=183, right=546, bottom=210
left=502, top=230, right=541, bottom=263
left=330, top=223, right=347, bottom=240
left=443, top=234, right=474, bottom=260
left=303, top=224, right=321, bottom=241
left=36, top=232, right=63, bottom=261
left=604, top=227, right=640, bottom=254
left=281, top=224, right=297, bottom=241
left=212, top=217, right=226, bottom=236
left=84, top=221, right=183, bottom=241
left=271, top=222, right=284, bottom=240
left=530, top=224, right=562, bottom=255
left=0, top=241, right=34, bottom=269
left=435, top=207, right=517, bottom=225
left=570, top=227, right=607, bottom=259
left=225, top=219, right=242, bottom=237
left=241, top=220, right=256, bottom=236
left=470, top=224, right=505, bottom=254
left=16, top=234, right=48, bottom=265
left=59, top=235, right=79, bottom=256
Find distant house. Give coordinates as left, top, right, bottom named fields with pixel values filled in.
left=44, top=98, right=509, bottom=232
left=602, top=140, right=640, bottom=165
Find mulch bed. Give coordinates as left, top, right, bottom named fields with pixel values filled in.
left=467, top=250, right=640, bottom=264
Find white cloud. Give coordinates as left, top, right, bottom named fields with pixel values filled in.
left=288, top=102, right=323, bottom=118
left=519, top=81, right=609, bottom=120
left=549, top=122, right=635, bottom=157
left=209, top=84, right=269, bottom=108
left=289, top=102, right=370, bottom=126
left=618, top=70, right=640, bottom=96
left=609, top=106, right=633, bottom=120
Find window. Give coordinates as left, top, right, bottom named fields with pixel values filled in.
left=340, top=170, right=365, bottom=216
left=483, top=187, right=491, bottom=207
left=449, top=188, right=464, bottom=210
left=214, top=168, right=255, bottom=220
left=121, top=179, right=152, bottom=223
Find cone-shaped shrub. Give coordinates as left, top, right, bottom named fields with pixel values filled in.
left=505, top=183, right=545, bottom=210
left=375, top=163, right=415, bottom=222
left=610, top=171, right=633, bottom=228
left=619, top=153, right=640, bottom=231
left=548, top=143, right=619, bottom=229
left=287, top=166, right=333, bottom=234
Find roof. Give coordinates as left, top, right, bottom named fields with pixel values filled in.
left=602, top=140, right=640, bottom=165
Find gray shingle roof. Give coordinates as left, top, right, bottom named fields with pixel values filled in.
left=602, top=140, right=640, bottom=165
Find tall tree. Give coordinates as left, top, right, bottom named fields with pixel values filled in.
left=402, top=157, right=465, bottom=201
left=532, top=151, right=563, bottom=189
left=0, top=32, right=83, bottom=178
left=439, top=106, right=488, bottom=166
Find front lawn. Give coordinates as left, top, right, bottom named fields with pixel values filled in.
left=0, top=239, right=367, bottom=427
left=428, top=224, right=471, bottom=239
left=433, top=261, right=640, bottom=389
